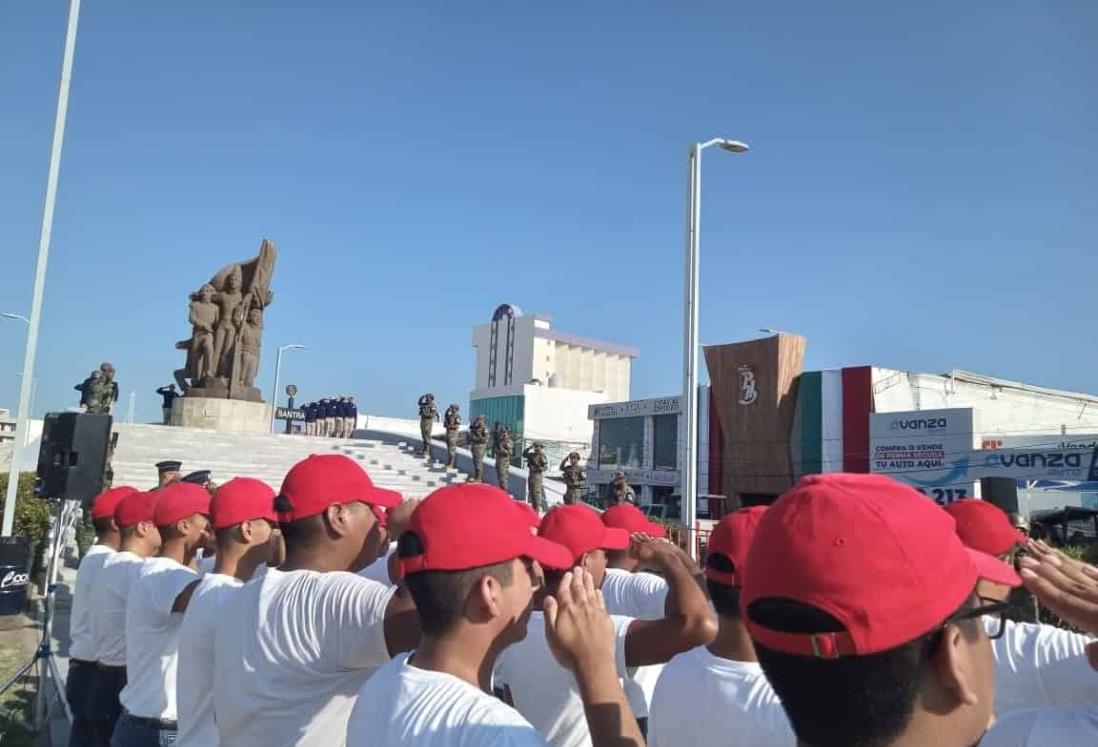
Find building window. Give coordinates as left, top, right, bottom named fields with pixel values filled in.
left=597, top=417, right=644, bottom=470
left=652, top=414, right=678, bottom=471
left=650, top=486, right=679, bottom=520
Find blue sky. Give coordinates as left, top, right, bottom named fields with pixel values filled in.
left=1, top=1, right=1094, bottom=423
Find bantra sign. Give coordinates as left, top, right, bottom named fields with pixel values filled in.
left=737, top=366, right=758, bottom=405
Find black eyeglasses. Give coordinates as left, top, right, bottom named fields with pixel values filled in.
left=941, top=596, right=1010, bottom=640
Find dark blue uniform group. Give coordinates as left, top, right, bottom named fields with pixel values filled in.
left=302, top=396, right=357, bottom=437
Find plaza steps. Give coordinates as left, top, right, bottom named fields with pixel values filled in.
left=109, top=423, right=471, bottom=498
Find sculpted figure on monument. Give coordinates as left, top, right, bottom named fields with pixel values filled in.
left=188, top=284, right=219, bottom=385
left=173, top=239, right=277, bottom=401
left=212, top=267, right=244, bottom=378
left=237, top=307, right=264, bottom=389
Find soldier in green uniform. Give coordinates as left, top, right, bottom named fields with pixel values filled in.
left=417, top=393, right=438, bottom=458
left=493, top=423, right=514, bottom=492
left=443, top=404, right=462, bottom=468
left=468, top=415, right=489, bottom=482
left=608, top=471, right=636, bottom=505
left=559, top=451, right=586, bottom=505
left=523, top=442, right=549, bottom=513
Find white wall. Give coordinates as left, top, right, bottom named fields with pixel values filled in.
left=522, top=385, right=607, bottom=447
left=872, top=369, right=1098, bottom=436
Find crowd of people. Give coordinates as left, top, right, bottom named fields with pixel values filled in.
left=65, top=455, right=1098, bottom=747
left=301, top=396, right=358, bottom=437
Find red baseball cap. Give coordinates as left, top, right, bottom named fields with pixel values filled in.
left=153, top=481, right=212, bottom=527
left=538, top=505, right=630, bottom=564
left=277, top=454, right=402, bottom=523
left=601, top=503, right=667, bottom=539
left=705, top=506, right=767, bottom=587
left=114, top=490, right=160, bottom=529
left=210, top=478, right=278, bottom=530
left=514, top=501, right=541, bottom=529
left=90, top=486, right=138, bottom=520
left=943, top=499, right=1025, bottom=557
left=399, top=484, right=572, bottom=575
left=741, top=473, right=1021, bottom=658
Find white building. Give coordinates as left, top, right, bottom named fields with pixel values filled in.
left=470, top=304, right=637, bottom=466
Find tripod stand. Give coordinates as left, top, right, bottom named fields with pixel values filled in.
left=0, top=498, right=78, bottom=735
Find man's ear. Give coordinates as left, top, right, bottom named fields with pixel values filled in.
left=476, top=573, right=505, bottom=621
left=324, top=503, right=349, bottom=538
left=932, top=622, right=981, bottom=706
left=578, top=551, right=594, bottom=573
left=239, top=519, right=254, bottom=542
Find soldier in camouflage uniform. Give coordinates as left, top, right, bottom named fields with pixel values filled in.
left=559, top=451, right=586, bottom=505
left=443, top=404, right=462, bottom=469
left=523, top=442, right=549, bottom=513
left=493, top=424, right=514, bottom=492
left=468, top=415, right=489, bottom=482
left=608, top=471, right=636, bottom=505
left=417, top=393, right=438, bottom=458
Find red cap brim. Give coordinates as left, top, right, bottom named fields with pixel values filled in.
left=969, top=548, right=1021, bottom=588
left=645, top=522, right=667, bottom=539
left=523, top=535, right=574, bottom=570
left=601, top=527, right=631, bottom=551
left=368, top=487, right=403, bottom=509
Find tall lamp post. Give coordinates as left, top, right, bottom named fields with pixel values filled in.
left=2, top=314, right=33, bottom=428
left=681, top=137, right=748, bottom=558
left=270, top=344, right=306, bottom=432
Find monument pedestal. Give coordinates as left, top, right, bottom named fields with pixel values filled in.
left=171, top=396, right=271, bottom=434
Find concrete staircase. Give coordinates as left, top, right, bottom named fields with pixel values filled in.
left=110, top=423, right=471, bottom=498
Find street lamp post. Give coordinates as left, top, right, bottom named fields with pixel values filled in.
left=270, top=344, right=306, bottom=432
left=2, top=0, right=82, bottom=537
left=681, top=137, right=748, bottom=559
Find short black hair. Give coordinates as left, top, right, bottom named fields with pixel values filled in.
left=747, top=595, right=978, bottom=747
left=604, top=548, right=630, bottom=568
left=397, top=531, right=514, bottom=637
left=704, top=553, right=741, bottom=618
left=92, top=516, right=114, bottom=536
left=275, top=494, right=328, bottom=550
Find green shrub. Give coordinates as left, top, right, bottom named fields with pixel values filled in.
left=0, top=472, right=50, bottom=545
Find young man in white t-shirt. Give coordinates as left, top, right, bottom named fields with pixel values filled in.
left=648, top=506, right=794, bottom=746
left=496, top=504, right=717, bottom=747
left=742, top=475, right=1021, bottom=747
left=66, top=485, right=136, bottom=747
left=87, top=490, right=163, bottom=744
left=350, top=483, right=646, bottom=746
left=113, top=481, right=209, bottom=746
left=598, top=503, right=677, bottom=730
left=211, top=454, right=420, bottom=747
left=980, top=539, right=1098, bottom=746
left=942, top=499, right=1098, bottom=714
left=176, top=477, right=278, bottom=747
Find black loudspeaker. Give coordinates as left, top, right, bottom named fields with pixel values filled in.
left=980, top=477, right=1019, bottom=515
left=36, top=412, right=113, bottom=506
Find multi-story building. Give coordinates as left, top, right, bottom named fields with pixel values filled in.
left=469, top=304, right=638, bottom=465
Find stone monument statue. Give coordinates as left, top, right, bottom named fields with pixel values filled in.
left=174, top=239, right=276, bottom=402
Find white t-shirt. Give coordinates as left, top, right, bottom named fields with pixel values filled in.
left=980, top=706, right=1098, bottom=746
left=348, top=653, right=548, bottom=746
left=118, top=556, right=199, bottom=719
left=988, top=617, right=1098, bottom=715
left=68, top=544, right=114, bottom=662
left=647, top=646, right=793, bottom=747
left=88, top=550, right=146, bottom=666
left=176, top=572, right=244, bottom=746
left=600, top=568, right=668, bottom=719
left=197, top=550, right=217, bottom=575
left=495, top=610, right=634, bottom=747
left=357, top=542, right=397, bottom=585
left=212, top=567, right=396, bottom=747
